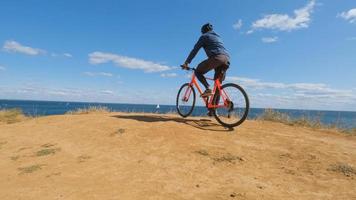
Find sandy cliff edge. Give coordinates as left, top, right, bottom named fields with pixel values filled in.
left=0, top=112, right=355, bottom=200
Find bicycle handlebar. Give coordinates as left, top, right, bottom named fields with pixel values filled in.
left=180, top=65, right=196, bottom=71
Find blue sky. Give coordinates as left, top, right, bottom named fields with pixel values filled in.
left=0, top=0, right=355, bottom=111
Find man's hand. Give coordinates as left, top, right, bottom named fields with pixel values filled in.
left=181, top=62, right=189, bottom=70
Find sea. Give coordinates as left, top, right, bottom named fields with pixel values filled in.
left=0, top=99, right=355, bottom=129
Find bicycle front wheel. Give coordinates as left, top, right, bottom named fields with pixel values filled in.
left=213, top=83, right=249, bottom=128
left=176, top=83, right=196, bottom=118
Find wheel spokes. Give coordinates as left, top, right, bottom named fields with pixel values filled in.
left=176, top=84, right=195, bottom=117
left=213, top=84, right=249, bottom=127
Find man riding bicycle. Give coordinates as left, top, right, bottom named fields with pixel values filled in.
left=182, top=23, right=230, bottom=98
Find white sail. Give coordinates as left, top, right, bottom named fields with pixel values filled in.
left=156, top=104, right=160, bottom=109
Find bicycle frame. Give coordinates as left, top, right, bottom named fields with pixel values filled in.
left=183, top=72, right=231, bottom=109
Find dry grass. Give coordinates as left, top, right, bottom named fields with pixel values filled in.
left=10, top=155, right=20, bottom=161
left=212, top=153, right=244, bottom=163
left=18, top=164, right=44, bottom=174
left=195, top=150, right=244, bottom=164
left=257, top=109, right=351, bottom=133
left=329, top=163, right=356, bottom=177
left=36, top=148, right=61, bottom=157
left=66, top=106, right=111, bottom=115
left=342, top=128, right=356, bottom=135
left=77, top=155, right=92, bottom=163
left=0, top=108, right=27, bottom=124
left=257, top=109, right=291, bottom=124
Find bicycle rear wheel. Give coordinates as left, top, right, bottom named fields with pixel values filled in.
left=213, top=83, right=249, bottom=127
left=176, top=83, right=196, bottom=118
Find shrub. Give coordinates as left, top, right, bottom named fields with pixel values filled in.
left=0, top=108, right=27, bottom=124
left=258, top=109, right=339, bottom=130
left=257, top=109, right=291, bottom=124
left=66, top=106, right=111, bottom=115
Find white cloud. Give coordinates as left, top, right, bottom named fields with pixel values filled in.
left=3, top=40, right=70, bottom=58
left=347, top=37, right=356, bottom=41
left=226, top=76, right=356, bottom=111
left=262, top=37, right=279, bottom=43
left=249, top=0, right=316, bottom=33
left=160, top=73, right=177, bottom=78
left=89, top=51, right=172, bottom=73
left=339, top=8, right=356, bottom=23
left=51, top=52, right=73, bottom=58
left=98, top=72, right=113, bottom=77
left=12, top=86, right=77, bottom=97
left=226, top=76, right=285, bottom=89
left=246, top=30, right=254, bottom=35
left=0, top=84, right=178, bottom=106
left=84, top=72, right=113, bottom=77
left=227, top=76, right=355, bottom=98
left=84, top=72, right=95, bottom=76
left=0, top=85, right=120, bottom=102
left=63, top=53, right=73, bottom=58
left=47, top=90, right=69, bottom=96
left=101, top=90, right=114, bottom=95
left=232, top=19, right=243, bottom=30
left=3, top=40, right=46, bottom=56
left=1, top=81, right=355, bottom=111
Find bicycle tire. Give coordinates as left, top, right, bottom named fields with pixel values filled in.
left=176, top=83, right=196, bottom=118
left=213, top=83, right=249, bottom=128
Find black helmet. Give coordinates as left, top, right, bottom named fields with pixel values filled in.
left=201, top=23, right=213, bottom=34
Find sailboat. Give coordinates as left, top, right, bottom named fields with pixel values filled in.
left=156, top=104, right=160, bottom=109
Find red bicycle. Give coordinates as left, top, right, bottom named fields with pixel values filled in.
left=176, top=65, right=249, bottom=128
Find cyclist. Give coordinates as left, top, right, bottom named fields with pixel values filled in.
left=182, top=23, right=230, bottom=98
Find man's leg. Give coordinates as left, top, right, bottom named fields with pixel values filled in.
left=213, top=67, right=226, bottom=106
left=213, top=56, right=229, bottom=107
left=195, top=56, right=225, bottom=97
left=196, top=58, right=226, bottom=117
left=195, top=59, right=211, bottom=90
left=213, top=55, right=229, bottom=82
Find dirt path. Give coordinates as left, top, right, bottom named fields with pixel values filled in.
left=0, top=112, right=355, bottom=200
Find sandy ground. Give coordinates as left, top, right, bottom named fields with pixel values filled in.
left=0, top=112, right=355, bottom=200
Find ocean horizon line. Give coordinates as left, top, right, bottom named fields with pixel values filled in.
left=1, top=98, right=356, bottom=113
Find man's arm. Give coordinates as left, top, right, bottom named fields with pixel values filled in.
left=184, top=36, right=204, bottom=64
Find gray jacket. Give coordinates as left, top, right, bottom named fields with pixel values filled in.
left=185, top=31, right=230, bottom=64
